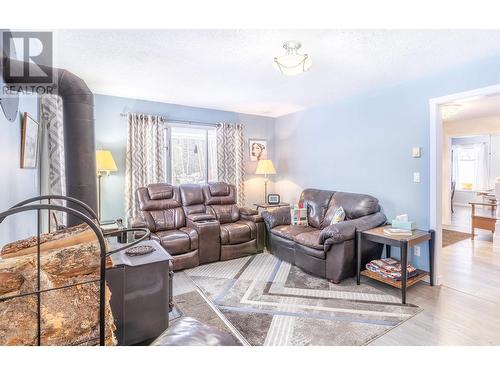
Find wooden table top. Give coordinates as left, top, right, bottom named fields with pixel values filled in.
left=361, top=225, right=431, bottom=246
left=254, top=202, right=290, bottom=208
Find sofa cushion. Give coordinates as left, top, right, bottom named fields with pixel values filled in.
left=270, top=225, right=316, bottom=241
left=261, top=206, right=291, bottom=229
left=180, top=184, right=205, bottom=205
left=155, top=228, right=198, bottom=255
left=209, top=204, right=240, bottom=224
left=180, top=184, right=207, bottom=216
left=294, top=230, right=324, bottom=251
left=203, top=183, right=237, bottom=205
left=145, top=207, right=185, bottom=232
left=220, top=221, right=256, bottom=245
left=301, top=189, right=335, bottom=228
left=209, top=182, right=231, bottom=196
left=137, top=184, right=182, bottom=210
left=330, top=191, right=379, bottom=220
left=148, top=183, right=174, bottom=200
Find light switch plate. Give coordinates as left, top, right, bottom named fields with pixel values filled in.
left=412, top=147, right=421, bottom=158
left=413, top=172, right=421, bottom=183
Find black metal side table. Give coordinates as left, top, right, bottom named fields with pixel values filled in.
left=356, top=225, right=435, bottom=304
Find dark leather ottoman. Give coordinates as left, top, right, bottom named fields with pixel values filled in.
left=150, top=317, right=241, bottom=346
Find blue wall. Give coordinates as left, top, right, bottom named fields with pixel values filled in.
left=94, top=94, right=275, bottom=222
left=275, top=56, right=500, bottom=270
left=0, top=96, right=40, bottom=247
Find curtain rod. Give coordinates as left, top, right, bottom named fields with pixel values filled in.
left=120, top=112, right=218, bottom=127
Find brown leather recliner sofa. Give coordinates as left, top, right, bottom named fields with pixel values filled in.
left=132, top=182, right=264, bottom=271
left=134, top=183, right=201, bottom=270
left=261, top=188, right=387, bottom=283
left=202, top=182, right=265, bottom=260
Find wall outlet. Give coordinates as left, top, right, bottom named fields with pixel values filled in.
left=413, top=172, right=420, bottom=183
left=414, top=246, right=421, bottom=256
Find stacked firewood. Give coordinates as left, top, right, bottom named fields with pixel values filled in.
left=0, top=224, right=116, bottom=346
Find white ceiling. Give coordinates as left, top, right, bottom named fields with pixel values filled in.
left=444, top=94, right=500, bottom=122
left=53, top=30, right=500, bottom=118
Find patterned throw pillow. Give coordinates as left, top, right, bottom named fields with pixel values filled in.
left=330, top=206, right=345, bottom=225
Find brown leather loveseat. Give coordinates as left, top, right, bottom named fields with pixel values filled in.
left=262, top=188, right=386, bottom=283
left=133, top=182, right=264, bottom=271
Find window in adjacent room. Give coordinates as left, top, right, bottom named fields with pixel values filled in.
left=451, top=142, right=488, bottom=191
left=166, top=125, right=217, bottom=185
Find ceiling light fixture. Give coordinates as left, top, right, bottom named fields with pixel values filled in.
left=441, top=104, right=462, bottom=119
left=273, top=40, right=312, bottom=76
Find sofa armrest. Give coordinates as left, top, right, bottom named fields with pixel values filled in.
left=241, top=213, right=263, bottom=223
left=129, top=216, right=148, bottom=229
left=129, top=216, right=152, bottom=240
left=187, top=213, right=216, bottom=222
left=239, top=207, right=258, bottom=216
left=261, top=206, right=291, bottom=229
left=319, top=212, right=387, bottom=245
left=239, top=207, right=262, bottom=222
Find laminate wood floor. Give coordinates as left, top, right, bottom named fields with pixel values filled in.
left=370, top=236, right=500, bottom=345
left=173, top=234, right=500, bottom=345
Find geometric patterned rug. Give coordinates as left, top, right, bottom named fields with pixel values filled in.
left=185, top=253, right=421, bottom=345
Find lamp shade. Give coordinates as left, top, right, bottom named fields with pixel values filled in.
left=255, top=159, right=276, bottom=175
left=96, top=150, right=118, bottom=173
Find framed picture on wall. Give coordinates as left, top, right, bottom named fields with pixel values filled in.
left=249, top=139, right=268, bottom=161
left=20, top=112, right=41, bottom=169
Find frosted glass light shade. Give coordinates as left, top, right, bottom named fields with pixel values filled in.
left=273, top=40, right=312, bottom=76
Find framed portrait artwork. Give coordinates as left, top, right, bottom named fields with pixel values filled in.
left=20, top=112, right=41, bottom=169
left=249, top=139, right=268, bottom=161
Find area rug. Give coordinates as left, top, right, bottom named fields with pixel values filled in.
left=185, top=253, right=421, bottom=346
left=442, top=229, right=472, bottom=247
left=172, top=290, right=243, bottom=345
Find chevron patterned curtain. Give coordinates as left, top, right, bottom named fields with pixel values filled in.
left=216, top=122, right=245, bottom=205
left=40, top=95, right=66, bottom=230
left=125, top=113, right=166, bottom=220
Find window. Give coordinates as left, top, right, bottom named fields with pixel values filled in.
left=452, top=143, right=488, bottom=191
left=167, top=125, right=217, bottom=185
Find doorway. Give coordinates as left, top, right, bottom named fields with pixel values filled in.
left=430, top=84, right=500, bottom=303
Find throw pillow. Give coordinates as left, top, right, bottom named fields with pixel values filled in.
left=330, top=206, right=345, bottom=225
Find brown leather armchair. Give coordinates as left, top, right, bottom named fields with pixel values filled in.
left=203, top=182, right=265, bottom=260
left=135, top=183, right=199, bottom=271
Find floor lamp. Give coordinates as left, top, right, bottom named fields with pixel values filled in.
left=96, top=150, right=118, bottom=221
left=255, top=159, right=276, bottom=203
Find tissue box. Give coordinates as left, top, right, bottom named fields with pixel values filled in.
left=391, top=219, right=416, bottom=230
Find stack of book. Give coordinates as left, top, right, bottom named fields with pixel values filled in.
left=366, top=257, right=418, bottom=281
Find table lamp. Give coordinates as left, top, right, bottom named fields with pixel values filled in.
left=96, top=150, right=118, bottom=220
left=255, top=159, right=276, bottom=203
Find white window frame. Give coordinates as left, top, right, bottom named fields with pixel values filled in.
left=164, top=122, right=216, bottom=185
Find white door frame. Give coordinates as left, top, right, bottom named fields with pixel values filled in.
left=429, top=83, right=500, bottom=285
